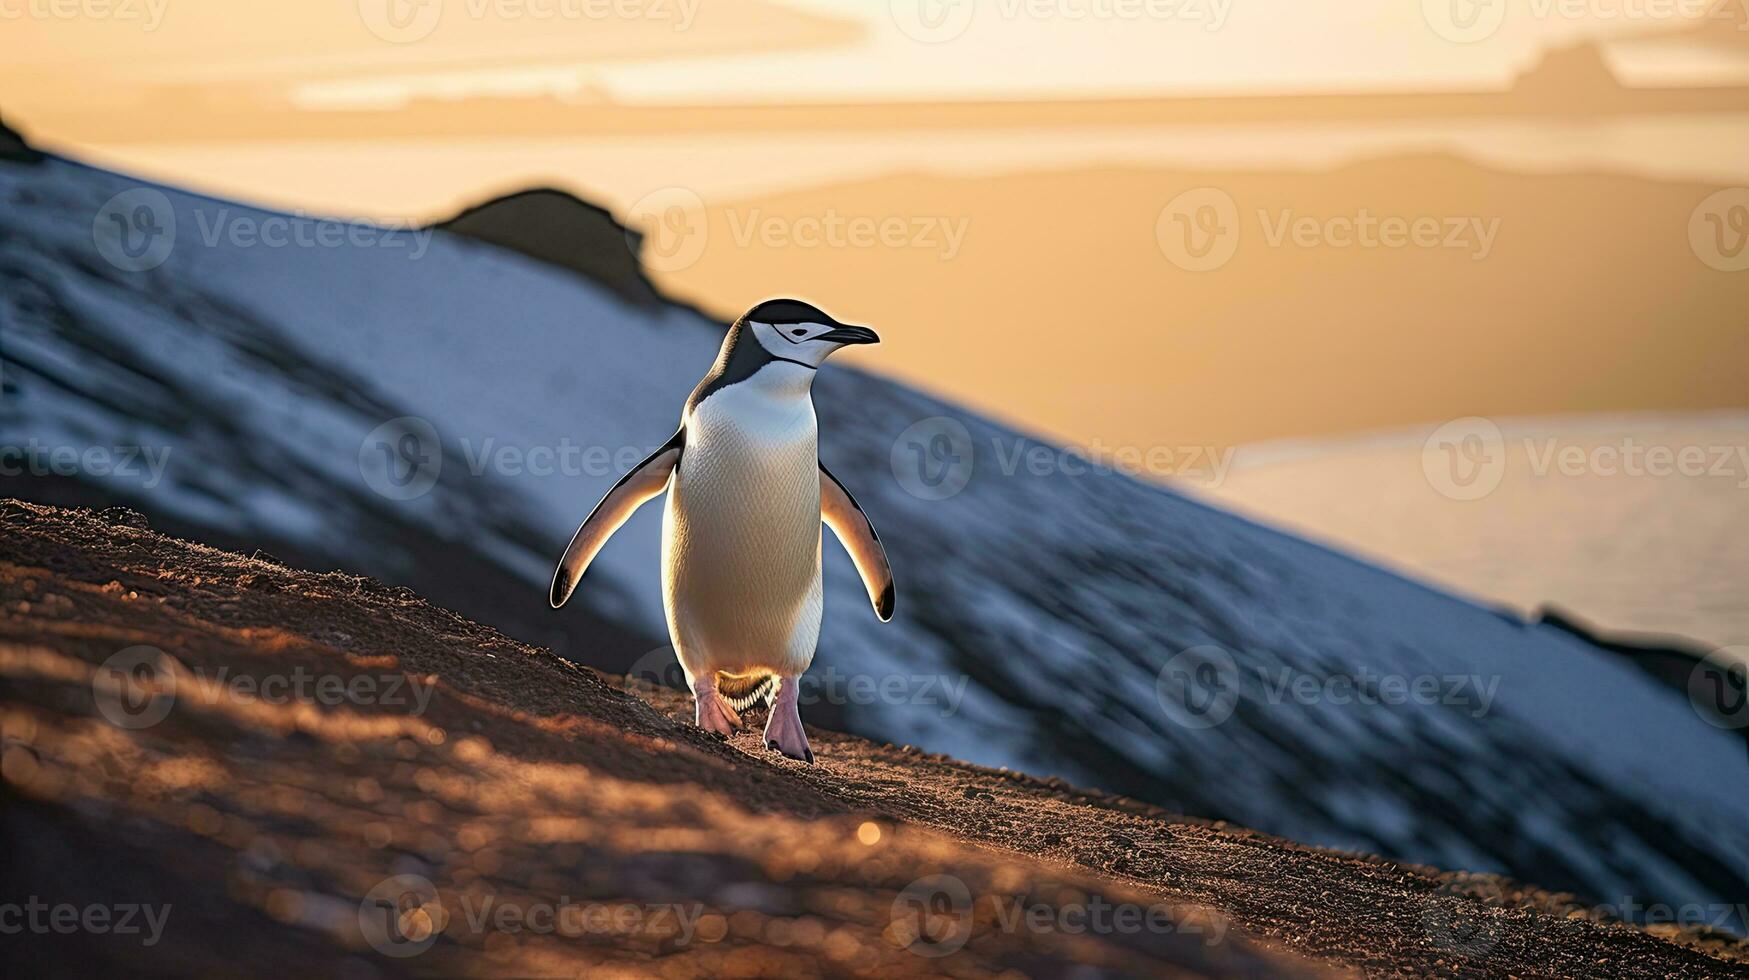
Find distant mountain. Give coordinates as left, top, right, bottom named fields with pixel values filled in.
left=0, top=113, right=43, bottom=164
left=434, top=188, right=660, bottom=308
left=4, top=150, right=1748, bottom=934
left=1512, top=42, right=1626, bottom=103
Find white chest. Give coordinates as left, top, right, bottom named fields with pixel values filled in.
left=688, top=378, right=819, bottom=461
left=665, top=375, right=822, bottom=579
left=661, top=376, right=825, bottom=673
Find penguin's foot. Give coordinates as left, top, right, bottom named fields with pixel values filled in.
left=763, top=675, right=813, bottom=764
left=693, top=685, right=742, bottom=738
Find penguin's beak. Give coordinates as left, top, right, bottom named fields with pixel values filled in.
left=820, top=325, right=879, bottom=345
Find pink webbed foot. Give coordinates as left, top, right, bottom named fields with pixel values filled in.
left=693, top=678, right=743, bottom=738
left=763, top=675, right=813, bottom=764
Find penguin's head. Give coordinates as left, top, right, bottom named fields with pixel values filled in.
left=739, top=298, right=879, bottom=368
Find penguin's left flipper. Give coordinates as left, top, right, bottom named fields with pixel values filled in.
left=549, top=427, right=684, bottom=609
left=820, top=464, right=895, bottom=622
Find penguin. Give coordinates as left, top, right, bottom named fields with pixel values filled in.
left=549, top=298, right=895, bottom=763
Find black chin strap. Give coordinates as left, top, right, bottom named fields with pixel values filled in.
left=767, top=354, right=818, bottom=371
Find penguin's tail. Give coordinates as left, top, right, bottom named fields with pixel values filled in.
left=716, top=670, right=777, bottom=712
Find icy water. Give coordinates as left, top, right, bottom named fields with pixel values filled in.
left=1189, top=413, right=1749, bottom=649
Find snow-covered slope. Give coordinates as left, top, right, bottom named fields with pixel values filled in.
left=4, top=154, right=1746, bottom=931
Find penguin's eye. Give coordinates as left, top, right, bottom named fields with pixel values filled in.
left=790, top=328, right=807, bottom=337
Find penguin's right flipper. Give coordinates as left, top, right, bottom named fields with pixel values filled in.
left=549, top=428, right=683, bottom=609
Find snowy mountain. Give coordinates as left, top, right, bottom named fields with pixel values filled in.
left=4, top=150, right=1746, bottom=933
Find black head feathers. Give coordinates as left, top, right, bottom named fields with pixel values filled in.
left=741, top=298, right=847, bottom=328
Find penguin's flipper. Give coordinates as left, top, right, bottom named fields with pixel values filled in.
left=549, top=428, right=684, bottom=609
left=820, top=464, right=895, bottom=622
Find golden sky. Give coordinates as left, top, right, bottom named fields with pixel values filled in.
left=2, top=0, right=1737, bottom=117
